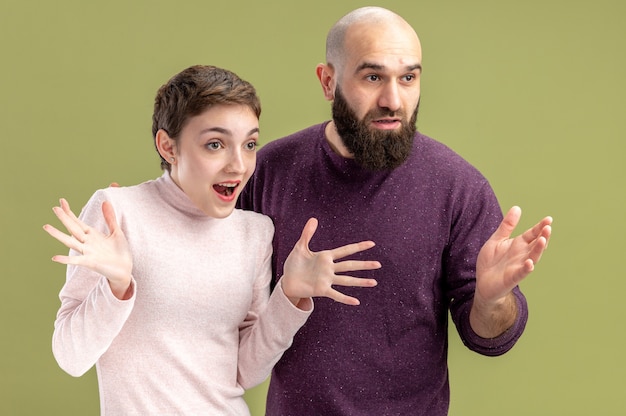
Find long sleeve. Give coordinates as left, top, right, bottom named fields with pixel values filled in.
left=454, top=288, right=528, bottom=356
left=50, top=174, right=313, bottom=414
left=236, top=218, right=312, bottom=389
left=241, top=124, right=531, bottom=415
left=237, top=283, right=312, bottom=388
left=446, top=180, right=528, bottom=356
left=52, top=190, right=136, bottom=377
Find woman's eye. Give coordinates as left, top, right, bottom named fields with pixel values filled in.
left=207, top=142, right=222, bottom=150
left=246, top=141, right=257, bottom=150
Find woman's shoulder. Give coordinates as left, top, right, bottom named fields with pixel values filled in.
left=231, top=209, right=274, bottom=235
left=90, top=177, right=159, bottom=202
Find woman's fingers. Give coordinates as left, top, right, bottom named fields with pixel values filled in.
left=334, top=258, right=381, bottom=273
left=329, top=240, right=376, bottom=261
left=332, top=274, right=378, bottom=288
left=53, top=198, right=99, bottom=246
left=325, top=287, right=362, bottom=306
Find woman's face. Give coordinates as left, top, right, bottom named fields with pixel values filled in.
left=167, top=104, right=259, bottom=218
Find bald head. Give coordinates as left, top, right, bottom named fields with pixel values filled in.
left=326, top=7, right=419, bottom=70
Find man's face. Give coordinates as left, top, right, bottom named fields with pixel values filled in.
left=329, top=20, right=422, bottom=170
left=332, top=85, right=418, bottom=170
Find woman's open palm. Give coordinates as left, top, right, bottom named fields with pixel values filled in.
left=43, top=198, right=133, bottom=296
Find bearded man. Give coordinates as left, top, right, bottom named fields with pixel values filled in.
left=238, top=6, right=552, bottom=416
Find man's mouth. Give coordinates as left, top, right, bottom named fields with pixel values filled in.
left=372, top=118, right=402, bottom=130
left=374, top=117, right=401, bottom=124
left=213, top=182, right=239, bottom=197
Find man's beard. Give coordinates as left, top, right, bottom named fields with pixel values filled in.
left=332, top=86, right=418, bottom=171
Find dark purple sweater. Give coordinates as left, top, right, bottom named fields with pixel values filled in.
left=238, top=122, right=528, bottom=415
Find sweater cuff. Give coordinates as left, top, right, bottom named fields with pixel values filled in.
left=101, top=276, right=137, bottom=305
left=459, top=288, right=528, bottom=356
left=274, top=277, right=314, bottom=314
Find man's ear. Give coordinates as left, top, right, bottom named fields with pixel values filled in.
left=155, top=129, right=176, bottom=162
left=316, top=63, right=336, bottom=101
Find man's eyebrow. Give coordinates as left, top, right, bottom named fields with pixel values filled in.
left=355, top=62, right=422, bottom=73
left=355, top=62, right=384, bottom=72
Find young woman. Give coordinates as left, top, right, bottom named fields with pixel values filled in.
left=43, top=65, right=380, bottom=415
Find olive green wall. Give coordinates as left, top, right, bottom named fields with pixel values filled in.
left=2, top=0, right=624, bottom=414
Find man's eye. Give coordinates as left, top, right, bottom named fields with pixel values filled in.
left=366, top=74, right=380, bottom=82
left=403, top=74, right=415, bottom=82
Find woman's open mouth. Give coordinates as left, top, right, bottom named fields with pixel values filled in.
left=213, top=182, right=239, bottom=198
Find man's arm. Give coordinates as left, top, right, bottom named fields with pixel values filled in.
left=470, top=206, right=552, bottom=338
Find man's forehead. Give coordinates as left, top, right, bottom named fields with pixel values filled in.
left=349, top=53, right=422, bottom=75
left=343, top=24, right=421, bottom=69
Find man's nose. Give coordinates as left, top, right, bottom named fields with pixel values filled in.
left=378, top=81, right=402, bottom=112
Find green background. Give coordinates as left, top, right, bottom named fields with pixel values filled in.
left=2, top=0, right=624, bottom=414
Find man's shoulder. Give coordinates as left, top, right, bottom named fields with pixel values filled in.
left=414, top=132, right=477, bottom=169
left=414, top=132, right=460, bottom=158
left=408, top=132, right=491, bottom=189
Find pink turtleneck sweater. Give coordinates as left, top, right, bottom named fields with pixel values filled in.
left=52, top=172, right=312, bottom=415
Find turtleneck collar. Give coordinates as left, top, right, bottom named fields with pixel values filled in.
left=153, top=170, right=229, bottom=220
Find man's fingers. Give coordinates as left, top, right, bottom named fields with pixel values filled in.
left=541, top=224, right=552, bottom=249
left=521, top=217, right=553, bottom=244
left=528, top=235, right=549, bottom=264
left=490, top=206, right=522, bottom=242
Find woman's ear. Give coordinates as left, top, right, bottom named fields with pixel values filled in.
left=316, top=63, right=336, bottom=101
left=155, top=129, right=176, bottom=163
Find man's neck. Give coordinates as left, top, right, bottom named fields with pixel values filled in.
left=324, top=121, right=354, bottom=159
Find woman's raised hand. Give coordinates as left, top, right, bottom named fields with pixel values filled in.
left=281, top=218, right=381, bottom=306
left=43, top=198, right=133, bottom=299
